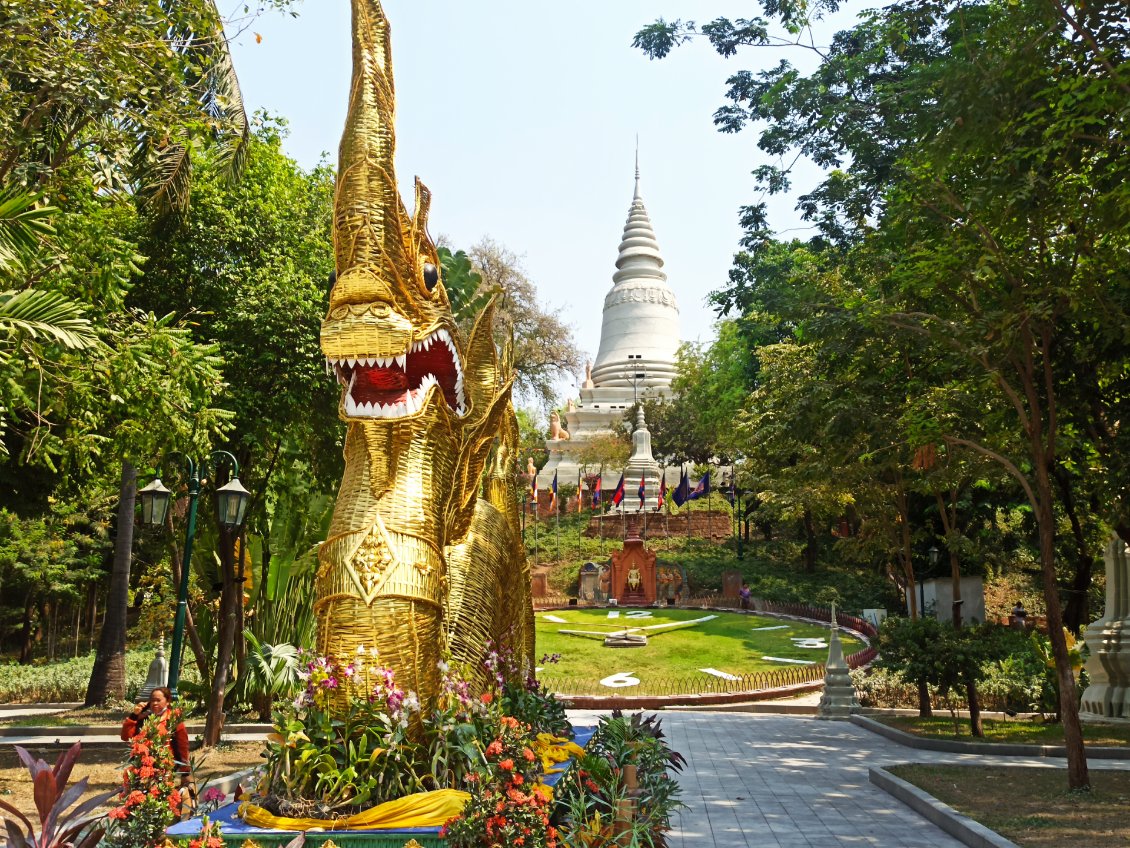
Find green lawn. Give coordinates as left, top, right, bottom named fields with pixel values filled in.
left=534, top=608, right=864, bottom=692
left=880, top=715, right=1130, bottom=747
left=891, top=765, right=1130, bottom=848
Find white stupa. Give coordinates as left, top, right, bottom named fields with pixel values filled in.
left=538, top=152, right=682, bottom=495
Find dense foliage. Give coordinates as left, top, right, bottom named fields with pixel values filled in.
left=634, top=0, right=1129, bottom=787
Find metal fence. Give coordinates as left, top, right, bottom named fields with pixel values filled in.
left=538, top=646, right=877, bottom=697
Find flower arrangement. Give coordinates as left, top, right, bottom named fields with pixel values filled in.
left=555, top=711, right=686, bottom=848
left=104, top=707, right=186, bottom=848
left=258, top=648, right=427, bottom=817
left=248, top=644, right=684, bottom=848
left=441, top=714, right=558, bottom=848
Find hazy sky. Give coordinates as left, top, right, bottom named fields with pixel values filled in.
left=227, top=1, right=843, bottom=398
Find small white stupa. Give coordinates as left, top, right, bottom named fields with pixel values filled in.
left=539, top=149, right=683, bottom=492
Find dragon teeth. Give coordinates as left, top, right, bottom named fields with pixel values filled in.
left=395, top=353, right=406, bottom=369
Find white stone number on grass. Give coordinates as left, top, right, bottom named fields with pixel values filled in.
left=625, top=610, right=652, bottom=619
left=790, top=638, right=828, bottom=649
left=607, top=610, right=621, bottom=619
left=600, top=671, right=641, bottom=688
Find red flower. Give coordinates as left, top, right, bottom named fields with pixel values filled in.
left=499, top=759, right=514, bottom=771
left=522, top=747, right=536, bottom=762
left=486, top=740, right=503, bottom=757
left=480, top=692, right=494, bottom=704
left=511, top=773, right=524, bottom=785
left=107, top=806, right=128, bottom=821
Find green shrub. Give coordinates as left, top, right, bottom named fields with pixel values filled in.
left=0, top=648, right=199, bottom=703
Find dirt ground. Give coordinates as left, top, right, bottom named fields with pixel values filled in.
left=891, top=764, right=1130, bottom=848
left=0, top=741, right=265, bottom=816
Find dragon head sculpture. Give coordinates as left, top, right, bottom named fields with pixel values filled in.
left=315, top=0, right=527, bottom=705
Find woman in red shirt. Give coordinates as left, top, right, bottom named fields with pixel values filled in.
left=121, top=687, right=194, bottom=803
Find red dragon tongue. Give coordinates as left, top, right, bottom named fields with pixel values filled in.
left=357, top=367, right=409, bottom=392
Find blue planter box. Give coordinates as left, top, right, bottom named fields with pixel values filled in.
left=168, top=727, right=593, bottom=847
left=167, top=802, right=445, bottom=847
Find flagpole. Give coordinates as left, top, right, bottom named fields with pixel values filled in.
left=642, top=481, right=647, bottom=542
left=555, top=489, right=560, bottom=562
left=532, top=494, right=538, bottom=569
left=707, top=468, right=712, bottom=542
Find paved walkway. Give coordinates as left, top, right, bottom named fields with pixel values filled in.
left=568, top=709, right=1130, bottom=848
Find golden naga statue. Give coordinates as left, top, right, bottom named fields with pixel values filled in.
left=316, top=0, right=533, bottom=703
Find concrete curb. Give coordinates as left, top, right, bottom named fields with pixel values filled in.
left=852, top=714, right=1130, bottom=759
left=869, top=766, right=1020, bottom=848
left=0, top=723, right=271, bottom=738
left=0, top=702, right=80, bottom=712
left=666, top=701, right=819, bottom=715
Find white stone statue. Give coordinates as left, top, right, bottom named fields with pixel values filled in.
left=1081, top=536, right=1130, bottom=722
left=549, top=410, right=570, bottom=441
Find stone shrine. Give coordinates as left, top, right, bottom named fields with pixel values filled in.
left=1081, top=536, right=1130, bottom=722
left=538, top=152, right=683, bottom=491
left=608, top=523, right=658, bottom=605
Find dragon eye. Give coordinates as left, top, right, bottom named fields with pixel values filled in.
left=423, top=263, right=439, bottom=292
left=328, top=270, right=337, bottom=291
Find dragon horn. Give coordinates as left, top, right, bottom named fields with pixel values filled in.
left=335, top=0, right=416, bottom=291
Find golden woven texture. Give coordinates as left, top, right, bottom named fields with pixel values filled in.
left=315, top=0, right=531, bottom=708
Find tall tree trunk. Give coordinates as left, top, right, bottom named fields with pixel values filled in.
left=802, top=509, right=817, bottom=573
left=1052, top=465, right=1094, bottom=633
left=935, top=489, right=965, bottom=627
left=85, top=460, right=136, bottom=706
left=203, top=526, right=238, bottom=746
left=1035, top=485, right=1089, bottom=788
left=19, top=597, right=35, bottom=664
left=917, top=680, right=932, bottom=718
left=965, top=678, right=983, bottom=737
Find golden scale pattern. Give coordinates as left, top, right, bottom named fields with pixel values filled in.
left=314, top=0, right=533, bottom=705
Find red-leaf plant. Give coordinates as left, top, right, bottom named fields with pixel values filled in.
left=0, top=741, right=115, bottom=848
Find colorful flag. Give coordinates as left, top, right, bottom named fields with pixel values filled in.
left=638, top=474, right=646, bottom=508
left=592, top=475, right=603, bottom=507
left=611, top=473, right=625, bottom=507
left=673, top=469, right=690, bottom=507
left=657, top=476, right=667, bottom=511
left=549, top=470, right=558, bottom=512
left=688, top=472, right=710, bottom=501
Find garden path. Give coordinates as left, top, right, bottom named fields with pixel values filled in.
left=566, top=709, right=1130, bottom=848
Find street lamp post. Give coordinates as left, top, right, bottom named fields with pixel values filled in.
left=622, top=356, right=647, bottom=406
left=138, top=451, right=250, bottom=700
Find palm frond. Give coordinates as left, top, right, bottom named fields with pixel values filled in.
left=138, top=141, right=193, bottom=216
left=0, top=189, right=56, bottom=278
left=203, top=32, right=250, bottom=184
left=0, top=289, right=98, bottom=350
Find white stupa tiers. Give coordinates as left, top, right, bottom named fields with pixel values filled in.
left=537, top=153, right=683, bottom=493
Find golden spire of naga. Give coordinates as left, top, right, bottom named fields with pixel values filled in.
left=333, top=0, right=439, bottom=312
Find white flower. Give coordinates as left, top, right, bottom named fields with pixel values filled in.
left=437, top=661, right=450, bottom=674
left=356, top=644, right=366, bottom=655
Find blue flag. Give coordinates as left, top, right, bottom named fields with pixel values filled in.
left=672, top=469, right=690, bottom=507
left=688, top=472, right=710, bottom=501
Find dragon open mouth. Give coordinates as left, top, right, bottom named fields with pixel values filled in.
left=327, top=327, right=465, bottom=419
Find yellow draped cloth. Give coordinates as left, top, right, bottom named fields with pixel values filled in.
left=238, top=789, right=470, bottom=831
